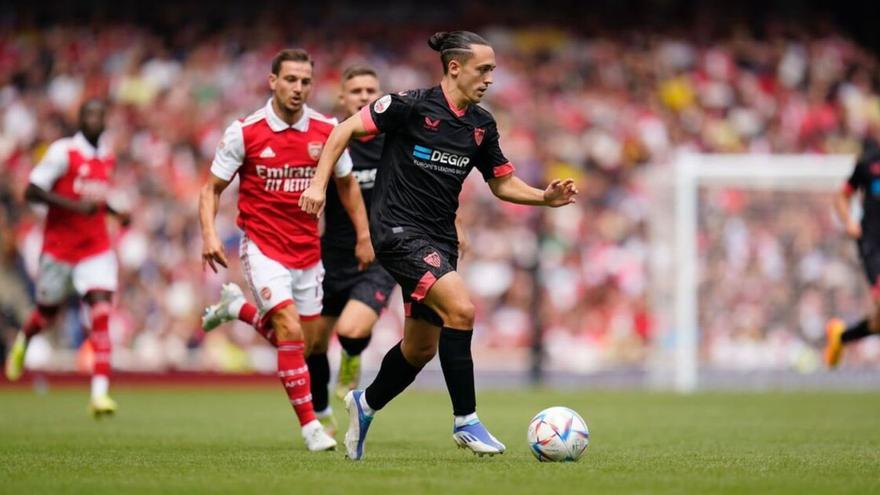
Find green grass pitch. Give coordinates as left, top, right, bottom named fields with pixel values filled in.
left=1, top=387, right=879, bottom=494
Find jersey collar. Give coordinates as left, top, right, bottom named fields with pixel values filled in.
left=72, top=131, right=104, bottom=159
left=439, top=85, right=467, bottom=118
left=265, top=99, right=310, bottom=133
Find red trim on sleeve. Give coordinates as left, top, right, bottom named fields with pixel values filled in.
left=410, top=271, right=438, bottom=302
left=842, top=183, right=855, bottom=197
left=493, top=162, right=515, bottom=177
left=359, top=106, right=379, bottom=135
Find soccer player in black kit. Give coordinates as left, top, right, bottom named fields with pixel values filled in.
left=300, top=31, right=578, bottom=460
left=305, top=65, right=397, bottom=436
left=825, top=136, right=880, bottom=368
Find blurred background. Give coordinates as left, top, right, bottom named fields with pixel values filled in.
left=2, top=0, right=880, bottom=388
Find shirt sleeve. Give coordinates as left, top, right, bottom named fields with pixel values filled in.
left=210, top=120, right=245, bottom=181
left=846, top=157, right=868, bottom=195
left=29, top=140, right=70, bottom=190
left=358, top=93, right=414, bottom=135
left=474, top=124, right=515, bottom=182
left=333, top=149, right=354, bottom=178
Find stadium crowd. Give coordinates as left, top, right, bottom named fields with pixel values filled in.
left=2, top=18, right=879, bottom=373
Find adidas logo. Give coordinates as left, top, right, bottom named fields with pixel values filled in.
left=259, top=146, right=276, bottom=158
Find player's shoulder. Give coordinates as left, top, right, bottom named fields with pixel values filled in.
left=47, top=136, right=74, bottom=152
left=397, top=88, right=433, bottom=102
left=859, top=140, right=880, bottom=163
left=469, top=104, right=496, bottom=126
left=239, top=107, right=267, bottom=129
left=305, top=107, right=338, bottom=127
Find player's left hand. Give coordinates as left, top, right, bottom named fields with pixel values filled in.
left=299, top=184, right=326, bottom=218
left=543, top=179, right=578, bottom=207
left=355, top=236, right=375, bottom=271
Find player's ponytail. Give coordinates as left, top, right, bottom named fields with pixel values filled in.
left=427, top=31, right=490, bottom=74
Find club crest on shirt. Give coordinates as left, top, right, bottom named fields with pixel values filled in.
left=474, top=127, right=485, bottom=146
left=308, top=142, right=323, bottom=161
left=423, top=252, right=442, bottom=268
left=374, top=94, right=392, bottom=114
left=260, top=287, right=272, bottom=301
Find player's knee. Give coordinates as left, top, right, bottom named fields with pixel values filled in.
left=402, top=340, right=437, bottom=367
left=441, top=299, right=475, bottom=329
left=271, top=313, right=303, bottom=342
left=335, top=320, right=370, bottom=339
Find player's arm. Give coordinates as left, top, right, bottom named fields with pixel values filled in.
left=200, top=120, right=244, bottom=272
left=27, top=141, right=97, bottom=214
left=302, top=93, right=410, bottom=216
left=478, top=124, right=577, bottom=207
left=488, top=174, right=578, bottom=207
left=300, top=116, right=370, bottom=217
left=25, top=183, right=98, bottom=214
left=333, top=172, right=375, bottom=270
left=836, top=166, right=862, bottom=240
left=199, top=174, right=233, bottom=273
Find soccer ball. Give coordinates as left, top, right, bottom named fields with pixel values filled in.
left=527, top=406, right=590, bottom=462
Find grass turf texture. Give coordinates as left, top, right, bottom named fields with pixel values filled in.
left=1, top=388, right=879, bottom=495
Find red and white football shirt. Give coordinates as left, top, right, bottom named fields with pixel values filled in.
left=211, top=100, right=353, bottom=269
left=29, top=132, right=114, bottom=263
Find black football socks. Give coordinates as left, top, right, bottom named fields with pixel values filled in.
left=842, top=319, right=872, bottom=343
left=363, top=341, right=422, bottom=411
left=439, top=327, right=476, bottom=416
left=306, top=352, right=330, bottom=413
left=338, top=335, right=371, bottom=356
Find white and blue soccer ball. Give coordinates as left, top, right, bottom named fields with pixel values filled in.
left=527, top=406, right=590, bottom=462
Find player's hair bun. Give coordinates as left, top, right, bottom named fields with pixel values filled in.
left=428, top=32, right=449, bottom=51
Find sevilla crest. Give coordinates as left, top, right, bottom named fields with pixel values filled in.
left=474, top=127, right=485, bottom=146
left=423, top=252, right=442, bottom=268
left=308, top=142, right=323, bottom=161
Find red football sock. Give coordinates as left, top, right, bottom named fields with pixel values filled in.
left=238, top=302, right=277, bottom=346
left=23, top=309, right=49, bottom=339
left=277, top=340, right=316, bottom=426
left=89, top=301, right=112, bottom=377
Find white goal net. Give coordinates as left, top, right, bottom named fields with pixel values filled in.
left=646, top=152, right=880, bottom=392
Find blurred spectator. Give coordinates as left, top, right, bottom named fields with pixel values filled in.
left=1, top=10, right=879, bottom=373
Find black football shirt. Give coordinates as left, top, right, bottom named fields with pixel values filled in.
left=360, top=86, right=514, bottom=246
left=322, top=134, right=386, bottom=253
left=846, top=142, right=880, bottom=241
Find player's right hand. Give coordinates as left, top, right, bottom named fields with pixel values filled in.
left=298, top=184, right=326, bottom=218
left=846, top=220, right=862, bottom=240
left=202, top=236, right=229, bottom=273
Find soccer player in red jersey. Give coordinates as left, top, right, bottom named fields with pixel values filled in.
left=300, top=31, right=578, bottom=460
left=5, top=99, right=129, bottom=418
left=198, top=49, right=373, bottom=451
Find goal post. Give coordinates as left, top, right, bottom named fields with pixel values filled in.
left=647, top=153, right=855, bottom=392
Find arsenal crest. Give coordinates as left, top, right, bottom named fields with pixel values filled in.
left=308, top=142, right=324, bottom=161
left=260, top=287, right=272, bottom=301
left=474, top=127, right=485, bottom=146
left=423, top=252, right=442, bottom=268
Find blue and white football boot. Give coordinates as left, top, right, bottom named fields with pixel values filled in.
left=452, top=418, right=506, bottom=456
left=343, top=390, right=374, bottom=460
